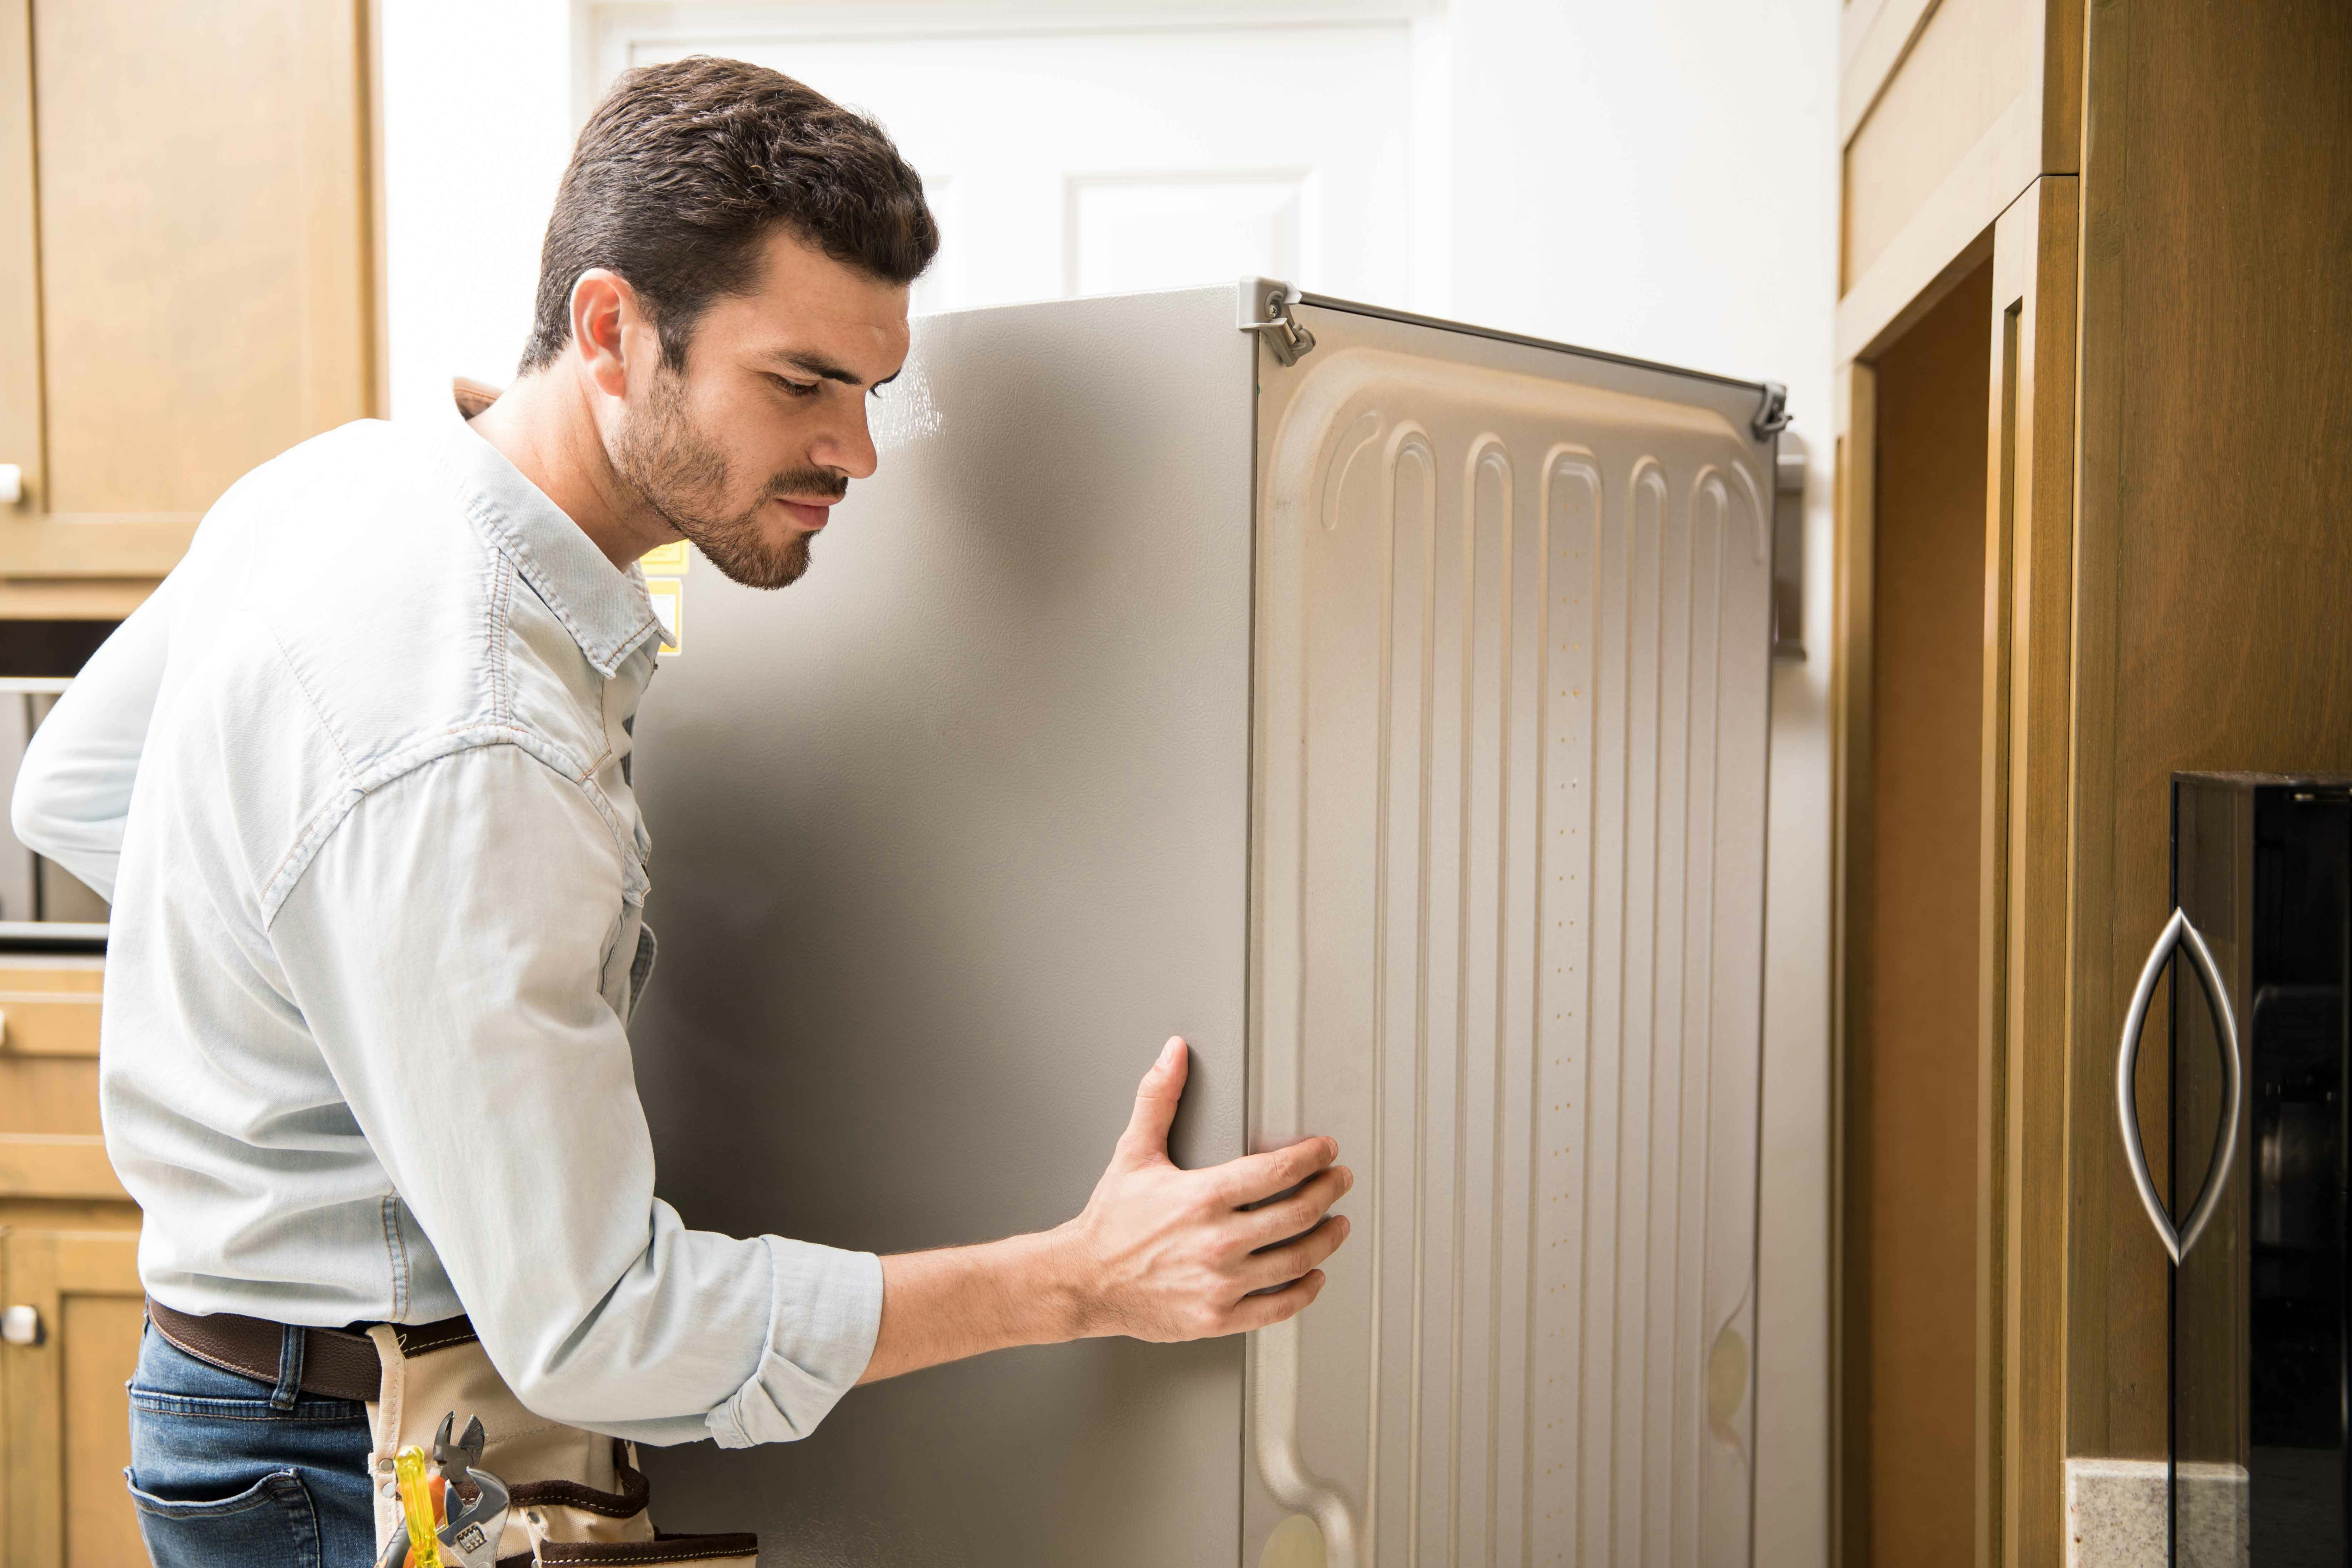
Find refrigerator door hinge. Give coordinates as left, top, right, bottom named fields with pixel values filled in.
left=1772, top=429, right=1808, bottom=661
left=1239, top=278, right=1317, bottom=367
left=1750, top=380, right=1791, bottom=439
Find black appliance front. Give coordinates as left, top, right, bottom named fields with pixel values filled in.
left=2171, top=773, right=2352, bottom=1567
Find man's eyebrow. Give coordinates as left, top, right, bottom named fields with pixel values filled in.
left=767, top=350, right=899, bottom=390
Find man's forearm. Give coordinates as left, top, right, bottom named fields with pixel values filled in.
left=859, top=1228, right=1086, bottom=1384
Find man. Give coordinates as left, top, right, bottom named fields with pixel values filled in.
left=15, top=57, right=1349, bottom=1567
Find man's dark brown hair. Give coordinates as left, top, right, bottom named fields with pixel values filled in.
left=519, top=56, right=937, bottom=374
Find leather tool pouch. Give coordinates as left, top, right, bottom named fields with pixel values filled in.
left=364, top=1321, right=756, bottom=1567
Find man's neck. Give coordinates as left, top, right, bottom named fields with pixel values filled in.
left=464, top=370, right=678, bottom=572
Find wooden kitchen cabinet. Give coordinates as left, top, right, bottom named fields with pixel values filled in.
left=1835, top=0, right=2352, bottom=1563
left=0, top=1228, right=143, bottom=1568
left=0, top=957, right=120, bottom=1204
left=0, top=0, right=382, bottom=1525
left=0, top=956, right=140, bottom=1568
left=0, top=0, right=384, bottom=1530
left=0, top=0, right=379, bottom=621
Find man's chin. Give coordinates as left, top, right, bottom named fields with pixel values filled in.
left=695, top=531, right=811, bottom=591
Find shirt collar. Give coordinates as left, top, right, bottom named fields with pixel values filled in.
left=434, top=380, right=661, bottom=680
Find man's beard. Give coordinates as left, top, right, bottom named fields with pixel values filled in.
left=610, top=363, right=844, bottom=591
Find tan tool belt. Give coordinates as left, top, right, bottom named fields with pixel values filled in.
left=363, top=1318, right=758, bottom=1568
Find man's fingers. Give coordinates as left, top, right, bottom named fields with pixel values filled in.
left=1211, top=1135, right=1339, bottom=1206
left=1241, top=1214, right=1350, bottom=1291
left=1225, top=1269, right=1328, bottom=1333
left=1113, top=1036, right=1189, bottom=1167
left=1235, top=1166, right=1351, bottom=1248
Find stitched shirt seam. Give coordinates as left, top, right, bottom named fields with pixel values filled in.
left=263, top=623, right=360, bottom=784
left=463, top=494, right=658, bottom=678
left=258, top=727, right=637, bottom=929
left=489, top=551, right=514, bottom=728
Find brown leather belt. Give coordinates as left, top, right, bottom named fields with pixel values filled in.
left=147, top=1295, right=475, bottom=1404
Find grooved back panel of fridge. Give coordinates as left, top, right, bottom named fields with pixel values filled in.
left=1244, top=304, right=1774, bottom=1568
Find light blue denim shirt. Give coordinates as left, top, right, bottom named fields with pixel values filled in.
left=12, top=400, right=882, bottom=1448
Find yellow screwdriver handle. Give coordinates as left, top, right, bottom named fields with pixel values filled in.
left=394, top=1445, right=445, bottom=1568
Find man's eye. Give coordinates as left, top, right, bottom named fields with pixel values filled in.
left=769, top=374, right=821, bottom=398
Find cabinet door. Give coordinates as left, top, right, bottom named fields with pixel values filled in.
left=0, top=1227, right=144, bottom=1568
left=0, top=960, right=123, bottom=1206
left=0, top=0, right=375, bottom=617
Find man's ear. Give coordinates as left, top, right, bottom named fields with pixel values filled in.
left=568, top=269, right=641, bottom=399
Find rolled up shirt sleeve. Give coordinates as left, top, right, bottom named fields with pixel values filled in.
left=268, top=739, right=880, bottom=1445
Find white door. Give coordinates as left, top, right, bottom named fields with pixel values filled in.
left=607, top=20, right=1420, bottom=313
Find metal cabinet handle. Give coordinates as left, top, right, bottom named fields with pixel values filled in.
left=2116, top=908, right=2243, bottom=1265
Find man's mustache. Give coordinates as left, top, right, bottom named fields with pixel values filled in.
left=765, top=468, right=848, bottom=503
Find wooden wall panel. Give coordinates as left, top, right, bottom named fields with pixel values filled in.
left=1979, top=176, right=2076, bottom=1568
left=1834, top=0, right=2081, bottom=369
left=2067, top=0, right=2352, bottom=1462
left=1843, top=0, right=2037, bottom=286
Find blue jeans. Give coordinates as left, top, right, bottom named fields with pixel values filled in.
left=125, top=1321, right=376, bottom=1568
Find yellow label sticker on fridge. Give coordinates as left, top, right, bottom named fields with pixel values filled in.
left=647, top=578, right=682, bottom=655
left=639, top=541, right=689, bottom=573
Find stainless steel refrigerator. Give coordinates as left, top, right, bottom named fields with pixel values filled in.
left=626, top=282, right=1780, bottom=1567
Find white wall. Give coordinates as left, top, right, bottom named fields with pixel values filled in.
left=380, top=4, right=1837, bottom=1559
left=379, top=0, right=576, bottom=422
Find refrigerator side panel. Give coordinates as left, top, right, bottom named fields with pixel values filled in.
left=1245, top=308, right=1775, bottom=1568
left=626, top=287, right=1255, bottom=1566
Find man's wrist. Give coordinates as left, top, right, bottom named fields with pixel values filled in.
left=863, top=1224, right=1098, bottom=1386
left=1017, top=1221, right=1096, bottom=1345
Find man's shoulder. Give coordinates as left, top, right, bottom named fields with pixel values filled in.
left=200, top=418, right=461, bottom=580
left=188, top=419, right=603, bottom=783
left=221, top=417, right=435, bottom=509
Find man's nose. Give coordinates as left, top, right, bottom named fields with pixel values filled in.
left=814, top=400, right=879, bottom=481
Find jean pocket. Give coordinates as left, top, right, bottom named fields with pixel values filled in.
left=125, top=1467, right=322, bottom=1568
left=128, top=1387, right=369, bottom=1422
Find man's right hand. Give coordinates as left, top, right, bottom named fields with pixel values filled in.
left=857, top=1036, right=1351, bottom=1385
left=1052, top=1036, right=1352, bottom=1342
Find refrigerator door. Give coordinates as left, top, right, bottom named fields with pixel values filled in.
left=1244, top=300, right=1775, bottom=1568
left=626, top=286, right=1259, bottom=1565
